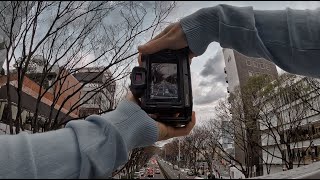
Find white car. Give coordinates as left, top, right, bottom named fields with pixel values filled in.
left=139, top=170, right=144, bottom=177
left=155, top=168, right=161, bottom=174
left=133, top=172, right=141, bottom=179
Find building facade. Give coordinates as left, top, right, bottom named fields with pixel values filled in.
left=223, top=48, right=279, bottom=176
left=0, top=55, right=84, bottom=133
left=223, top=48, right=278, bottom=93
left=0, top=73, right=81, bottom=134
left=74, top=67, right=116, bottom=117
left=221, top=120, right=234, bottom=154
left=258, top=76, right=320, bottom=175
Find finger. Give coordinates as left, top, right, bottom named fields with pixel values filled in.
left=138, top=53, right=142, bottom=66
left=189, top=51, right=196, bottom=65
left=138, top=35, right=171, bottom=54
left=150, top=23, right=175, bottom=42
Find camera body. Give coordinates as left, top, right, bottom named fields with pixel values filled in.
left=130, top=48, right=193, bottom=126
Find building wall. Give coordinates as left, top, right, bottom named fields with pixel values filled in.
left=0, top=73, right=80, bottom=118
left=74, top=67, right=116, bottom=117
left=232, top=50, right=278, bottom=89
left=258, top=77, right=320, bottom=176
left=54, top=69, right=82, bottom=116
left=223, top=49, right=240, bottom=93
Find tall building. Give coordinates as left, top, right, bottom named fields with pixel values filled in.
left=74, top=67, right=116, bottom=117
left=223, top=48, right=279, bottom=176
left=221, top=120, right=234, bottom=152
left=223, top=48, right=278, bottom=93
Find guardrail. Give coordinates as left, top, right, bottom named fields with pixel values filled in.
left=250, top=161, right=320, bottom=179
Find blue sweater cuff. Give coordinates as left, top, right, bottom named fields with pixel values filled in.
left=180, top=6, right=220, bottom=56
left=102, top=99, right=159, bottom=151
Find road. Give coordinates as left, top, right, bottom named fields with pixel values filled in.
left=151, top=81, right=178, bottom=99
left=141, top=159, right=164, bottom=179
left=157, top=159, right=195, bottom=179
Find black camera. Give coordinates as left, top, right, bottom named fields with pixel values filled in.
left=130, top=48, right=193, bottom=127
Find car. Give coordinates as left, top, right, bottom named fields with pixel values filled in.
left=155, top=168, right=161, bottom=174
left=187, top=170, right=196, bottom=176
left=147, top=168, right=154, bottom=177
left=139, top=169, right=145, bottom=177
left=184, top=168, right=190, bottom=172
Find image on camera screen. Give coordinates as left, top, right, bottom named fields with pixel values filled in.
left=150, top=63, right=178, bottom=99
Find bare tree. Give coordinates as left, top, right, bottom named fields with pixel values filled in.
left=112, top=146, right=158, bottom=178
left=211, top=74, right=320, bottom=177
left=256, top=74, right=319, bottom=171
left=0, top=1, right=176, bottom=134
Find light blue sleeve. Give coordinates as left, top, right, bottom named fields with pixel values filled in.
left=0, top=100, right=158, bottom=178
left=180, top=4, right=320, bottom=78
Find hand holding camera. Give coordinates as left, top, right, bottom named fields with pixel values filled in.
left=130, top=47, right=192, bottom=127
left=127, top=22, right=196, bottom=140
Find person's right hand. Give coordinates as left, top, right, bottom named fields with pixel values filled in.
left=137, top=22, right=196, bottom=65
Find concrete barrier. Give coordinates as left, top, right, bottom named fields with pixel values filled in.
left=251, top=161, right=320, bottom=179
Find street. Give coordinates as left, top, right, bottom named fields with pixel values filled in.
left=157, top=158, right=195, bottom=179
left=151, top=81, right=178, bottom=99
left=141, top=158, right=164, bottom=179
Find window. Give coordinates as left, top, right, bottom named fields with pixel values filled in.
left=254, top=62, right=258, bottom=68
left=246, top=60, right=252, bottom=66
left=260, top=63, right=265, bottom=69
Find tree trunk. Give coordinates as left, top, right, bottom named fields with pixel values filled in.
left=6, top=77, right=13, bottom=134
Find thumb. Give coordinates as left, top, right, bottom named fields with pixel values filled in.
left=138, top=36, right=170, bottom=55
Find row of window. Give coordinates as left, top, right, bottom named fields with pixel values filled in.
left=248, top=70, right=273, bottom=78
left=246, top=59, right=271, bottom=70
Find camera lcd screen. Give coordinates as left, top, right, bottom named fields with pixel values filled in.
left=150, top=63, right=178, bottom=100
